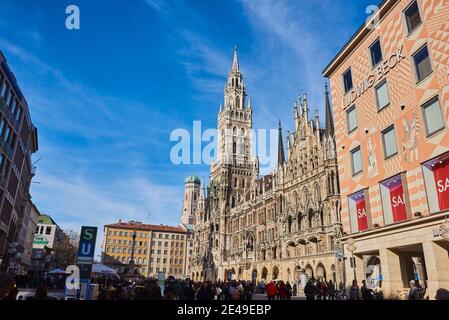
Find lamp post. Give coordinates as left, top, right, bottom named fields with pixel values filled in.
left=346, top=237, right=357, bottom=281
left=441, top=218, right=449, bottom=242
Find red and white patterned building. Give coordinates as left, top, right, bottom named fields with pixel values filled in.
left=323, top=0, right=449, bottom=299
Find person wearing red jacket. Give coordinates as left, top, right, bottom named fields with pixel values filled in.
left=266, top=281, right=277, bottom=301
left=278, top=281, right=288, bottom=300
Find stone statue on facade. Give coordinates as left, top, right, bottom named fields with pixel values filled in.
left=402, top=111, right=419, bottom=163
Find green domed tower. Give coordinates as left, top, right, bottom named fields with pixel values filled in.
left=181, top=175, right=200, bottom=225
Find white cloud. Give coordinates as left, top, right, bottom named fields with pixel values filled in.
left=0, top=38, right=187, bottom=254
left=31, top=171, right=182, bottom=256
left=144, top=0, right=170, bottom=13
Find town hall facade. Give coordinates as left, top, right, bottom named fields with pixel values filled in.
left=188, top=49, right=343, bottom=289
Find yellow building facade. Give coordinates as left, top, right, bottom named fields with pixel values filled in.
left=102, top=220, right=194, bottom=279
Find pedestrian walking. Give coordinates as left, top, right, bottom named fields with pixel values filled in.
left=348, top=280, right=360, bottom=300
left=407, top=280, right=420, bottom=300
left=304, top=279, right=316, bottom=301
left=361, top=280, right=373, bottom=300
left=285, top=281, right=292, bottom=300
left=197, top=281, right=214, bottom=300
left=266, top=281, right=277, bottom=301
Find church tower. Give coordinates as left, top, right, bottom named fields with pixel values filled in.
left=211, top=47, right=258, bottom=206
left=181, top=175, right=200, bottom=225
left=209, top=47, right=259, bottom=262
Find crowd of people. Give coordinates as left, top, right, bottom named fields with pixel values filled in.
left=2, top=270, right=449, bottom=301
left=96, top=277, right=256, bottom=301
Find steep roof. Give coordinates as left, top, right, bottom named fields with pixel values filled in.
left=105, top=221, right=186, bottom=233
left=37, top=214, right=57, bottom=225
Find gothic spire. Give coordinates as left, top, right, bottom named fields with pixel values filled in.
left=278, top=121, right=285, bottom=167
left=231, top=46, right=240, bottom=73
left=324, top=82, right=335, bottom=136
left=200, top=177, right=206, bottom=199
left=303, top=93, right=309, bottom=122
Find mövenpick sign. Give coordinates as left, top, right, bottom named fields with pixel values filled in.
left=344, top=45, right=405, bottom=108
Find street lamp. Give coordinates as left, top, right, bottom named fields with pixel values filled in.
left=346, top=237, right=357, bottom=281
left=441, top=218, right=449, bottom=242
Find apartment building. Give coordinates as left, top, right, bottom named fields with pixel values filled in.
left=102, top=220, right=194, bottom=279
left=0, top=51, right=39, bottom=271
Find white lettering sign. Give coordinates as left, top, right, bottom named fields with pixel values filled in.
left=344, top=46, right=405, bottom=108
left=437, top=177, right=449, bottom=193
left=392, top=195, right=405, bottom=208
left=357, top=208, right=367, bottom=218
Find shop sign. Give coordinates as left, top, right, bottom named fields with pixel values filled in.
left=433, top=160, right=449, bottom=210
left=356, top=198, right=368, bottom=232
left=389, top=183, right=407, bottom=223
left=344, top=45, right=405, bottom=108
left=33, top=235, right=49, bottom=245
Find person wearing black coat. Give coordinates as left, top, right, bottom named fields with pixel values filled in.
left=304, top=279, right=316, bottom=301
left=196, top=282, right=213, bottom=300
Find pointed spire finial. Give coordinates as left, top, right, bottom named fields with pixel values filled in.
left=231, top=46, right=239, bottom=72
left=278, top=122, right=285, bottom=167
left=200, top=177, right=206, bottom=199
left=324, top=81, right=335, bottom=136
left=303, top=93, right=309, bottom=113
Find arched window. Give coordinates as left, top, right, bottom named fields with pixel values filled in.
left=297, top=214, right=302, bottom=231
left=336, top=173, right=340, bottom=194
left=330, top=171, right=335, bottom=195
left=288, top=216, right=293, bottom=233
left=308, top=210, right=314, bottom=228
left=314, top=183, right=321, bottom=205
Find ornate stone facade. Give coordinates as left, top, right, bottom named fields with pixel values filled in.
left=190, top=49, right=343, bottom=289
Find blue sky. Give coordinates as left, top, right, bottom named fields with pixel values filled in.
left=0, top=0, right=375, bottom=256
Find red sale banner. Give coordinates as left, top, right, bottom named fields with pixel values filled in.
left=389, top=183, right=407, bottom=222
left=433, top=159, right=449, bottom=210
left=356, top=198, right=368, bottom=231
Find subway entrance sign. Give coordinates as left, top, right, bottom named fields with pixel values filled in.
left=76, top=226, right=98, bottom=300
left=76, top=226, right=98, bottom=264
